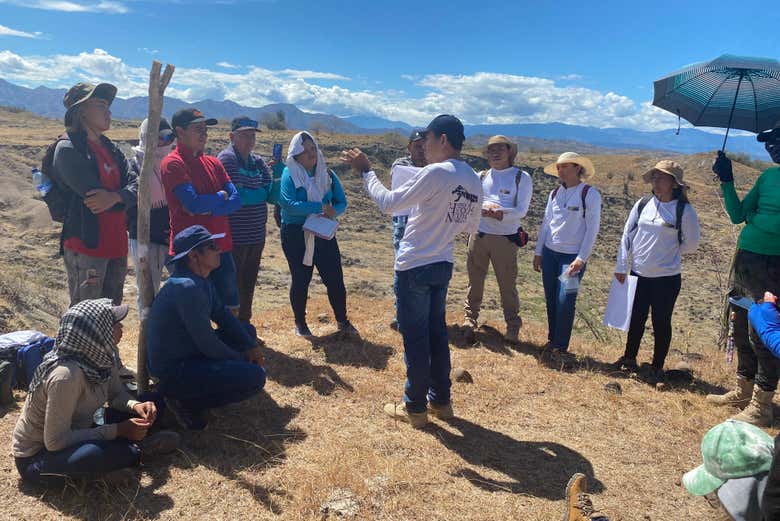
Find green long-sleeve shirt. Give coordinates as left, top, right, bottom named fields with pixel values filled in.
left=722, top=166, right=780, bottom=256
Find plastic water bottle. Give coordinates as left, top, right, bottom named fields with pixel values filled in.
left=32, top=167, right=52, bottom=197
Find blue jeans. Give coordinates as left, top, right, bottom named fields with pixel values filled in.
left=541, top=246, right=586, bottom=351
left=209, top=251, right=239, bottom=312
left=396, top=261, right=453, bottom=413
left=16, top=440, right=140, bottom=484
left=157, top=323, right=265, bottom=413
left=392, top=216, right=408, bottom=322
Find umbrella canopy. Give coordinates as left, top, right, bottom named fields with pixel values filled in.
left=653, top=54, right=780, bottom=147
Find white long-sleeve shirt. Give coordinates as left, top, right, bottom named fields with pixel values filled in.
left=615, top=196, right=701, bottom=278
left=478, top=167, right=533, bottom=235
left=534, top=182, right=602, bottom=262
left=389, top=163, right=423, bottom=217
left=363, top=159, right=483, bottom=271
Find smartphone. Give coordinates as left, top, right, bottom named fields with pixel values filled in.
left=272, top=143, right=283, bottom=161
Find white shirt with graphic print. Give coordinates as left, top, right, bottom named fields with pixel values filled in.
left=478, top=166, right=533, bottom=235
left=362, top=159, right=483, bottom=271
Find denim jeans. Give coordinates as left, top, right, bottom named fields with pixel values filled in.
left=541, top=246, right=586, bottom=351
left=392, top=216, right=408, bottom=322
left=14, top=391, right=163, bottom=484
left=396, top=261, right=453, bottom=413
left=156, top=325, right=266, bottom=412
left=209, top=251, right=240, bottom=312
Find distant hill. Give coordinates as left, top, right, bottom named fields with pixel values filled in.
left=0, top=78, right=769, bottom=158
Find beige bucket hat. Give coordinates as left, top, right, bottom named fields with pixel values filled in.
left=483, top=135, right=518, bottom=162
left=544, top=152, right=595, bottom=178
left=642, top=159, right=686, bottom=187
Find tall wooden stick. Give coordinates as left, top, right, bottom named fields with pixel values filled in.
left=137, top=60, right=174, bottom=393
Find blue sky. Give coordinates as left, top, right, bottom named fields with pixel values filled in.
left=0, top=0, right=778, bottom=129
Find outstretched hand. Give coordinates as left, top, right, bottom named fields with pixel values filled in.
left=340, top=148, right=371, bottom=174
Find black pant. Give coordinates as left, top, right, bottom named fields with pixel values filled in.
left=280, top=224, right=348, bottom=325
left=623, top=273, right=681, bottom=370
left=731, top=250, right=780, bottom=391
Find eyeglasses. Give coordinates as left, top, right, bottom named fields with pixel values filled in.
left=234, top=118, right=258, bottom=130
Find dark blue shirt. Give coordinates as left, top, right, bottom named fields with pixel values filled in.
left=147, top=265, right=255, bottom=379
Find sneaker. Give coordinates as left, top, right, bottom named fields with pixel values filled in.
left=138, top=430, right=180, bottom=456
left=429, top=401, right=454, bottom=420
left=383, top=402, right=428, bottom=429
left=638, top=363, right=664, bottom=386
left=164, top=397, right=208, bottom=431
left=295, top=322, right=314, bottom=338
left=564, top=473, right=609, bottom=521
left=337, top=320, right=359, bottom=335
left=611, top=356, right=638, bottom=373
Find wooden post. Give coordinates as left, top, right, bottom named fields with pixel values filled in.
left=136, top=60, right=174, bottom=393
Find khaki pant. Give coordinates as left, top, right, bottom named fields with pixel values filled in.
left=464, top=233, right=521, bottom=327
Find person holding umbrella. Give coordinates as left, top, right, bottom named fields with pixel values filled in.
left=706, top=121, right=780, bottom=427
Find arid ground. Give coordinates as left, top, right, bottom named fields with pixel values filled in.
left=0, top=107, right=773, bottom=520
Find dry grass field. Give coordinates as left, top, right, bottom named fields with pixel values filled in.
left=0, top=107, right=775, bottom=520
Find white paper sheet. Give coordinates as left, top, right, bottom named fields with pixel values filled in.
left=603, top=275, right=638, bottom=331
left=303, top=214, right=338, bottom=240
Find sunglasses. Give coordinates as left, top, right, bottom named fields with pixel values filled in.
left=234, top=118, right=258, bottom=130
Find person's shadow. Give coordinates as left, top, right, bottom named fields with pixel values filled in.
left=259, top=343, right=354, bottom=395
left=306, top=331, right=394, bottom=371
left=428, top=417, right=603, bottom=499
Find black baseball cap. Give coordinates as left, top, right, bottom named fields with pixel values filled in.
left=423, top=114, right=465, bottom=150
left=171, top=108, right=218, bottom=134
left=408, top=129, right=425, bottom=143
left=230, top=116, right=260, bottom=132
left=757, top=126, right=780, bottom=143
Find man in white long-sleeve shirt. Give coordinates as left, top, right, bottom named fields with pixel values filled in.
left=342, top=114, right=483, bottom=428
left=464, top=135, right=533, bottom=343
left=532, top=152, right=602, bottom=358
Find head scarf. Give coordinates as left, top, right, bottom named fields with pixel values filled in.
left=132, top=118, right=172, bottom=209
left=285, top=131, right=332, bottom=266
left=28, top=299, right=119, bottom=394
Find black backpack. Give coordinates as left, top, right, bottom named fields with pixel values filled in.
left=39, top=135, right=74, bottom=223
left=629, top=195, right=686, bottom=244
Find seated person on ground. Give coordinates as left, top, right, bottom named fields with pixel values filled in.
left=12, top=299, right=178, bottom=484
left=147, top=225, right=266, bottom=430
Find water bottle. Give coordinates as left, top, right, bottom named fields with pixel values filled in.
left=32, top=167, right=52, bottom=197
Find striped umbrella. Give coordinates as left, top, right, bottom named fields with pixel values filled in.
left=653, top=54, right=780, bottom=150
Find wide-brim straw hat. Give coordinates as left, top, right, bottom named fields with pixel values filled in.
left=483, top=135, right=518, bottom=161
left=543, top=152, right=595, bottom=178
left=642, top=159, right=686, bottom=187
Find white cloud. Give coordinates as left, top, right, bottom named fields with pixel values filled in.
left=138, top=47, right=159, bottom=55
left=559, top=73, right=584, bottom=81
left=0, top=24, right=42, bottom=38
left=0, top=0, right=128, bottom=13
left=278, top=69, right=350, bottom=81
left=216, top=61, right=240, bottom=69
left=0, top=49, right=680, bottom=131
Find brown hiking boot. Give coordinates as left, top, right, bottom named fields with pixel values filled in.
left=383, top=403, right=428, bottom=429
left=429, top=402, right=454, bottom=420
left=706, top=375, right=754, bottom=409
left=564, top=473, right=609, bottom=521
left=731, top=388, right=775, bottom=427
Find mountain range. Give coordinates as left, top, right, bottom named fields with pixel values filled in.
left=0, top=78, right=767, bottom=158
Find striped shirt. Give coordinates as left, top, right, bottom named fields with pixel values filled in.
left=217, top=145, right=272, bottom=246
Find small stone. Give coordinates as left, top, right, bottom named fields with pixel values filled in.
left=656, top=382, right=669, bottom=391
left=320, top=488, right=360, bottom=518
left=453, top=368, right=473, bottom=383
left=604, top=381, right=622, bottom=395
left=318, top=313, right=330, bottom=323
left=674, top=361, right=692, bottom=372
